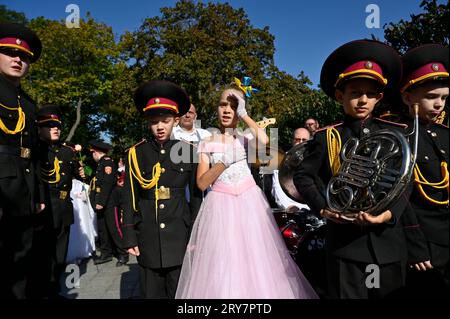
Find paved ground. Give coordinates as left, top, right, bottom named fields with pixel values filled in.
left=60, top=255, right=140, bottom=299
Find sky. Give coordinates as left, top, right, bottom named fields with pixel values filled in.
left=2, top=0, right=443, bottom=87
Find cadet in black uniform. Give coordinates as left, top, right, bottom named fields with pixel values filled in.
left=30, top=105, right=85, bottom=298
left=0, top=23, right=44, bottom=299
left=88, top=139, right=117, bottom=265
left=105, top=168, right=129, bottom=267
left=399, top=44, right=449, bottom=298
left=122, top=80, right=202, bottom=299
left=293, top=40, right=411, bottom=299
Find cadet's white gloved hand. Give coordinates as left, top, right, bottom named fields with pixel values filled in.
left=218, top=143, right=247, bottom=168
left=229, top=93, right=247, bottom=118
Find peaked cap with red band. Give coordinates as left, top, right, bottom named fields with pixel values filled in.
left=89, top=139, right=112, bottom=153
left=320, top=39, right=401, bottom=100
left=134, top=80, right=190, bottom=117
left=0, top=23, right=42, bottom=62
left=37, top=105, right=62, bottom=127
left=400, top=44, right=449, bottom=93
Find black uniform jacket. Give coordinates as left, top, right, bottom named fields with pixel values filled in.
left=89, top=155, right=116, bottom=208
left=38, top=141, right=82, bottom=228
left=122, top=138, right=202, bottom=269
left=293, top=115, right=412, bottom=264
left=401, top=120, right=449, bottom=263
left=0, top=74, right=41, bottom=214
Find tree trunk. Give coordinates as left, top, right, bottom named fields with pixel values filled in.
left=65, top=98, right=83, bottom=142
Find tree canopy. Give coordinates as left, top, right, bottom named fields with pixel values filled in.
left=22, top=15, right=119, bottom=145
left=384, top=0, right=449, bottom=53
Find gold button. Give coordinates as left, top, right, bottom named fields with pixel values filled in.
left=180, top=168, right=184, bottom=172
left=160, top=223, right=166, bottom=229
left=159, top=203, right=165, bottom=209
left=441, top=149, right=446, bottom=154
left=431, top=132, right=437, bottom=137
left=160, top=186, right=165, bottom=190
left=160, top=149, right=166, bottom=154
left=8, top=114, right=12, bottom=118
left=25, top=168, right=30, bottom=173
left=24, top=132, right=28, bottom=136
left=424, top=156, right=429, bottom=160
left=427, top=130, right=431, bottom=134
left=62, top=172, right=65, bottom=176
left=161, top=167, right=166, bottom=173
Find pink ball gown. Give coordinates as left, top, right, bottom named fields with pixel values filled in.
left=175, top=137, right=318, bottom=299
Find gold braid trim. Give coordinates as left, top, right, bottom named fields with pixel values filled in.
left=413, top=162, right=449, bottom=206
left=128, top=146, right=161, bottom=221
left=0, top=102, right=25, bottom=135
left=327, top=127, right=342, bottom=175
left=41, top=157, right=61, bottom=184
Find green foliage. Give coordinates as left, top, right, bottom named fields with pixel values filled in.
left=277, top=89, right=343, bottom=150
left=0, top=5, right=28, bottom=24
left=22, top=15, right=119, bottom=145
left=110, top=0, right=343, bottom=148
left=384, top=0, right=449, bottom=53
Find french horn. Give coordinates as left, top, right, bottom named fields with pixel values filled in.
left=325, top=104, right=419, bottom=218
left=279, top=105, right=419, bottom=218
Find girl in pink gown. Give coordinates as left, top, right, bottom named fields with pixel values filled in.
left=175, top=87, right=318, bottom=299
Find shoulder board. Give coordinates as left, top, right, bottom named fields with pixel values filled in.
left=125, top=139, right=147, bottom=152
left=61, top=144, right=76, bottom=152
left=315, top=122, right=343, bottom=133
left=435, top=122, right=449, bottom=129
left=374, top=117, right=408, bottom=128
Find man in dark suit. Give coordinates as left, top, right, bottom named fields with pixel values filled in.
left=29, top=105, right=85, bottom=298
left=293, top=40, right=412, bottom=298
left=88, top=139, right=116, bottom=265
left=122, top=80, right=202, bottom=298
left=0, top=23, right=44, bottom=299
left=399, top=44, right=449, bottom=298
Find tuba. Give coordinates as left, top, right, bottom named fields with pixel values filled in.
left=325, top=104, right=420, bottom=219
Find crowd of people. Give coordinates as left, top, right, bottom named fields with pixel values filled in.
left=0, top=22, right=448, bottom=299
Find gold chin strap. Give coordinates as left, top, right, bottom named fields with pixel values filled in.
left=0, top=101, right=26, bottom=135
left=41, top=157, right=61, bottom=183
left=327, top=128, right=342, bottom=175
left=128, top=146, right=161, bottom=219
left=413, top=161, right=449, bottom=206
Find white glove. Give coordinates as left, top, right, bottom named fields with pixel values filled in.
left=229, top=93, right=247, bottom=118
left=218, top=144, right=247, bottom=168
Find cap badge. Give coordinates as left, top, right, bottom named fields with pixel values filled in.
left=16, top=38, right=22, bottom=45
left=155, top=98, right=160, bottom=104
left=365, top=61, right=373, bottom=69
left=431, top=63, right=439, bottom=71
